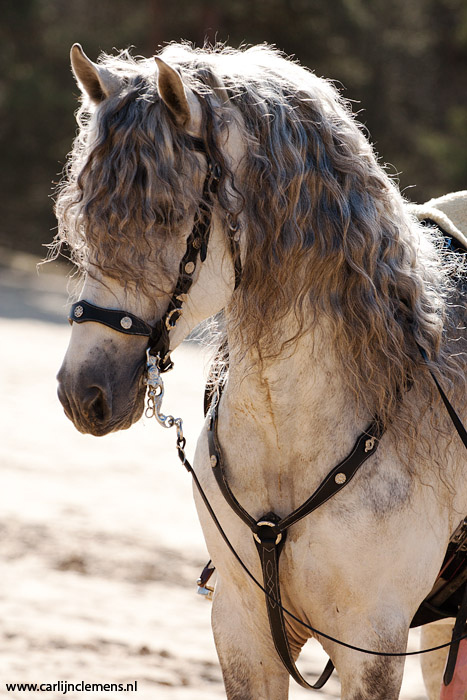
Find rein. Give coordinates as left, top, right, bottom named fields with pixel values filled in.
left=68, top=136, right=467, bottom=691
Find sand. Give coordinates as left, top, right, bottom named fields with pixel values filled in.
left=0, top=251, right=428, bottom=699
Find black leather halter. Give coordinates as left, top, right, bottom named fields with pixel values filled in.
left=69, top=135, right=242, bottom=372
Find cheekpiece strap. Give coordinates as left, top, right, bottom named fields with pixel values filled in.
left=443, top=583, right=467, bottom=686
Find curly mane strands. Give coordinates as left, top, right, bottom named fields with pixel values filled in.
left=54, top=43, right=465, bottom=433
left=54, top=50, right=207, bottom=292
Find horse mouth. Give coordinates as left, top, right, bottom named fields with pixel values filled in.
left=57, top=360, right=148, bottom=437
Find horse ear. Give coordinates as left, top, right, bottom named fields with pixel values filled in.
left=70, top=43, right=114, bottom=103
left=155, top=56, right=191, bottom=127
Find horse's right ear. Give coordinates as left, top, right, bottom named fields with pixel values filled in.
left=70, top=44, right=116, bottom=103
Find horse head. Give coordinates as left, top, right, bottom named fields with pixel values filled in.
left=55, top=43, right=459, bottom=444
left=56, top=45, right=242, bottom=435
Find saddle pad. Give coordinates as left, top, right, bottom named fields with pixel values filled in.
left=409, top=190, right=467, bottom=252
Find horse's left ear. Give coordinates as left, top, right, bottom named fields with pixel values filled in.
left=70, top=44, right=118, bottom=103
left=155, top=56, right=191, bottom=127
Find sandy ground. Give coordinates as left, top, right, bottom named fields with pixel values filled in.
left=0, top=249, right=430, bottom=699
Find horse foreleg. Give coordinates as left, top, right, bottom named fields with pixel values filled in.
left=211, top=579, right=290, bottom=700
left=336, top=654, right=406, bottom=700
left=324, top=609, right=408, bottom=700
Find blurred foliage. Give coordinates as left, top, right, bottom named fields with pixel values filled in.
left=1, top=0, right=466, bottom=255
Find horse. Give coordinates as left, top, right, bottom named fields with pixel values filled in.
left=53, top=42, right=467, bottom=699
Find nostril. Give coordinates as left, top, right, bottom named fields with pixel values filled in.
left=83, top=386, right=111, bottom=423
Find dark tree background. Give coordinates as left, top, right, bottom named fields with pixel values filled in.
left=1, top=0, right=466, bottom=256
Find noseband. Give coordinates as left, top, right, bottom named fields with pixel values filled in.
left=69, top=135, right=241, bottom=372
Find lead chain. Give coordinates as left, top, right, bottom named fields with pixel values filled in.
left=144, top=349, right=185, bottom=459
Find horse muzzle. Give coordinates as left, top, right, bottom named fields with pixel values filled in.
left=56, top=355, right=146, bottom=436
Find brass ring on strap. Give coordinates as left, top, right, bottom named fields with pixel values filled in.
left=253, top=521, right=282, bottom=545
left=165, top=307, right=183, bottom=330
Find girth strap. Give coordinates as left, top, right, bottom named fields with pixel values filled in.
left=443, top=583, right=467, bottom=686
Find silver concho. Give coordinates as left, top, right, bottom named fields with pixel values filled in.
left=185, top=261, right=195, bottom=274
left=334, top=472, right=347, bottom=485
left=74, top=305, right=84, bottom=318
left=210, top=454, right=218, bottom=468
left=120, top=316, right=133, bottom=330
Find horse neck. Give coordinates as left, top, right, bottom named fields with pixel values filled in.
left=218, top=315, right=364, bottom=511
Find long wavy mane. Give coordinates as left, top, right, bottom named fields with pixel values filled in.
left=53, top=43, right=466, bottom=442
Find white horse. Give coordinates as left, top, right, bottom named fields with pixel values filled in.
left=53, top=43, right=467, bottom=699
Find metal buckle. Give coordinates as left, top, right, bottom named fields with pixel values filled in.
left=253, top=521, right=282, bottom=545
left=450, top=517, right=467, bottom=551
left=165, top=307, right=182, bottom=330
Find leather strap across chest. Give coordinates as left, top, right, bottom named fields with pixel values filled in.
left=206, top=386, right=385, bottom=690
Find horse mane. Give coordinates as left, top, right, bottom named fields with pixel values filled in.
left=53, top=42, right=465, bottom=439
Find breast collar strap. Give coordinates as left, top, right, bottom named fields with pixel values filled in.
left=202, top=348, right=467, bottom=690
left=68, top=134, right=242, bottom=373
left=205, top=383, right=385, bottom=690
